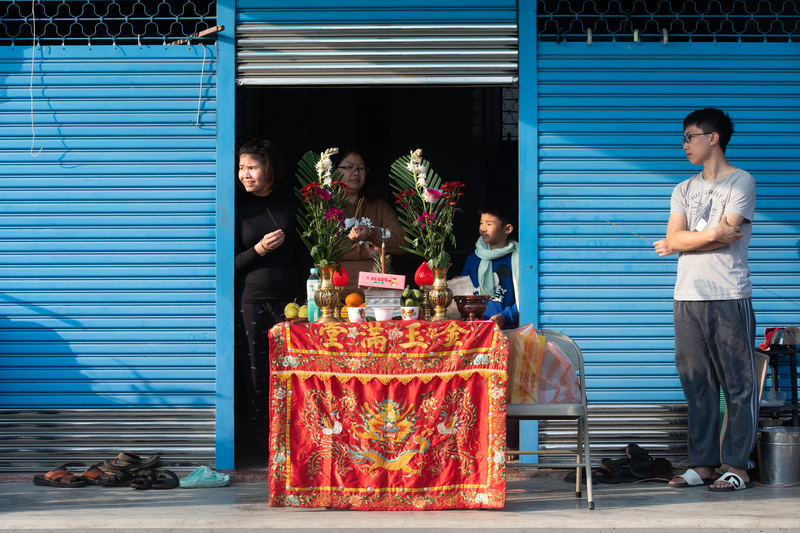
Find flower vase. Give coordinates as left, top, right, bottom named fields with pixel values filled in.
left=313, top=264, right=341, bottom=323
left=427, top=264, right=453, bottom=321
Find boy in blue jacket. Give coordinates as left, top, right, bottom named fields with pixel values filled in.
left=461, top=203, right=519, bottom=329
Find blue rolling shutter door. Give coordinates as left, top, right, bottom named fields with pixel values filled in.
left=0, top=46, right=217, bottom=470
left=536, top=42, right=800, bottom=459
left=235, top=0, right=518, bottom=85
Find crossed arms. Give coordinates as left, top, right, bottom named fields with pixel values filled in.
left=654, top=212, right=744, bottom=257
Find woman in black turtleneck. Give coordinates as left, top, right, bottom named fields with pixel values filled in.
left=234, top=138, right=299, bottom=455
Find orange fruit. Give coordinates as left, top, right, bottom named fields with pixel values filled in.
left=359, top=303, right=367, bottom=307
left=345, top=293, right=363, bottom=307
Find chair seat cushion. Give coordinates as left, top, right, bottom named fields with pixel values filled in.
left=506, top=402, right=586, bottom=419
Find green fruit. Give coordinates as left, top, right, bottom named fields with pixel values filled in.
left=284, top=302, right=300, bottom=318
left=411, top=289, right=423, bottom=300
left=402, top=288, right=411, bottom=298
left=403, top=298, right=415, bottom=307
left=297, top=305, right=308, bottom=318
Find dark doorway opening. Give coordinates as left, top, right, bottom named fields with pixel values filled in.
left=233, top=85, right=518, bottom=468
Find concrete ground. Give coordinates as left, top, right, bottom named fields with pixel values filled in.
left=1, top=475, right=799, bottom=532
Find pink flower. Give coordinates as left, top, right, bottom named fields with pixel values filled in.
left=316, top=188, right=332, bottom=200
left=325, top=208, right=344, bottom=221
left=424, top=188, right=443, bottom=204
left=422, top=211, right=436, bottom=224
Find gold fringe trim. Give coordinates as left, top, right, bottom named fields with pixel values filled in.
left=286, top=483, right=493, bottom=494
left=274, top=369, right=507, bottom=385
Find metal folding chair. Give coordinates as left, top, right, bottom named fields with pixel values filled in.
left=506, top=328, right=594, bottom=509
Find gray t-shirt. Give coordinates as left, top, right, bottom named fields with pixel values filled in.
left=670, top=168, right=756, bottom=301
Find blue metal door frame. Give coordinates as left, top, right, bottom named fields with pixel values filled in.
left=215, top=0, right=236, bottom=469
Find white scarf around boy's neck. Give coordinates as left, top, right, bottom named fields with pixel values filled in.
left=474, top=237, right=520, bottom=311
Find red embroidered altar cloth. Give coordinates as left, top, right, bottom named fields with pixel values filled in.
left=268, top=320, right=508, bottom=510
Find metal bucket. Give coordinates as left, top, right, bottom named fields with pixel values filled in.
left=757, top=426, right=800, bottom=486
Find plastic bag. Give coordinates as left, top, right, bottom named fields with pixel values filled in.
left=505, top=324, right=581, bottom=404
left=445, top=275, right=477, bottom=320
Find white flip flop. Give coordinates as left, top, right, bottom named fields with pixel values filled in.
left=708, top=472, right=754, bottom=492
left=669, top=468, right=714, bottom=488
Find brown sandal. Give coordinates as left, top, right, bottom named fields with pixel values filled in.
left=78, top=463, right=109, bottom=485
left=33, top=465, right=86, bottom=488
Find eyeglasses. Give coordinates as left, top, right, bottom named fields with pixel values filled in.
left=682, top=132, right=713, bottom=145
left=338, top=165, right=369, bottom=174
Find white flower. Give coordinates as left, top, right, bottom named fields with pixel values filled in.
left=491, top=388, right=504, bottom=399
left=494, top=451, right=505, bottom=464
left=322, top=176, right=333, bottom=187
left=274, top=388, right=287, bottom=399
left=381, top=227, right=392, bottom=239
left=410, top=149, right=422, bottom=164
left=359, top=217, right=373, bottom=228
left=472, top=353, right=488, bottom=365
left=316, top=148, right=338, bottom=181
left=283, top=355, right=298, bottom=367
left=273, top=451, right=286, bottom=464
left=475, top=493, right=489, bottom=504
left=416, top=173, right=427, bottom=188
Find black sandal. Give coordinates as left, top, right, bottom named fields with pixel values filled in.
left=626, top=443, right=653, bottom=479
left=102, top=452, right=160, bottom=473
left=151, top=469, right=179, bottom=490
left=96, top=470, right=134, bottom=487
left=131, top=469, right=159, bottom=490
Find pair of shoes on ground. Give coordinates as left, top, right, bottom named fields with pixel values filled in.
left=671, top=468, right=754, bottom=491
left=131, top=468, right=179, bottom=490
left=179, top=466, right=230, bottom=488
left=582, top=444, right=673, bottom=484
left=33, top=453, right=166, bottom=489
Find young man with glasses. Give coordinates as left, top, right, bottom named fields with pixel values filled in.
left=654, top=108, right=757, bottom=492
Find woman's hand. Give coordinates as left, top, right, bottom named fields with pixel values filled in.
left=256, top=229, right=285, bottom=255
left=348, top=225, right=370, bottom=243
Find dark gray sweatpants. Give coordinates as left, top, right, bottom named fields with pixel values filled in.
left=674, top=298, right=758, bottom=470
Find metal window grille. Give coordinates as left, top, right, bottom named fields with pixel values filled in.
left=538, top=0, right=800, bottom=43
left=0, top=0, right=216, bottom=46
left=501, top=83, right=518, bottom=142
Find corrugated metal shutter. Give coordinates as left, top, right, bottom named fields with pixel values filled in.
left=536, top=42, right=800, bottom=461
left=0, top=45, right=217, bottom=471
left=235, top=0, right=518, bottom=85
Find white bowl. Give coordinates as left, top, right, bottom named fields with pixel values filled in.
left=373, top=307, right=395, bottom=321
left=401, top=306, right=420, bottom=320
left=347, top=307, right=366, bottom=323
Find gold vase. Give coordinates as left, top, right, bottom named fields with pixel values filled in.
left=427, top=263, right=453, bottom=321
left=313, top=264, right=341, bottom=323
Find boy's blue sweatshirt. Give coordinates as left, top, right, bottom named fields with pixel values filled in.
left=461, top=252, right=519, bottom=329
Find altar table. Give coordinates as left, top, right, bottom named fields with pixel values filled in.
left=268, top=320, right=508, bottom=510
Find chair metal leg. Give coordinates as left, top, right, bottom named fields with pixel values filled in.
left=582, top=416, right=595, bottom=510
left=575, top=420, right=583, bottom=497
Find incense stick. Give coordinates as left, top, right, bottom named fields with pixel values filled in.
left=266, top=208, right=279, bottom=230
left=605, top=220, right=655, bottom=244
